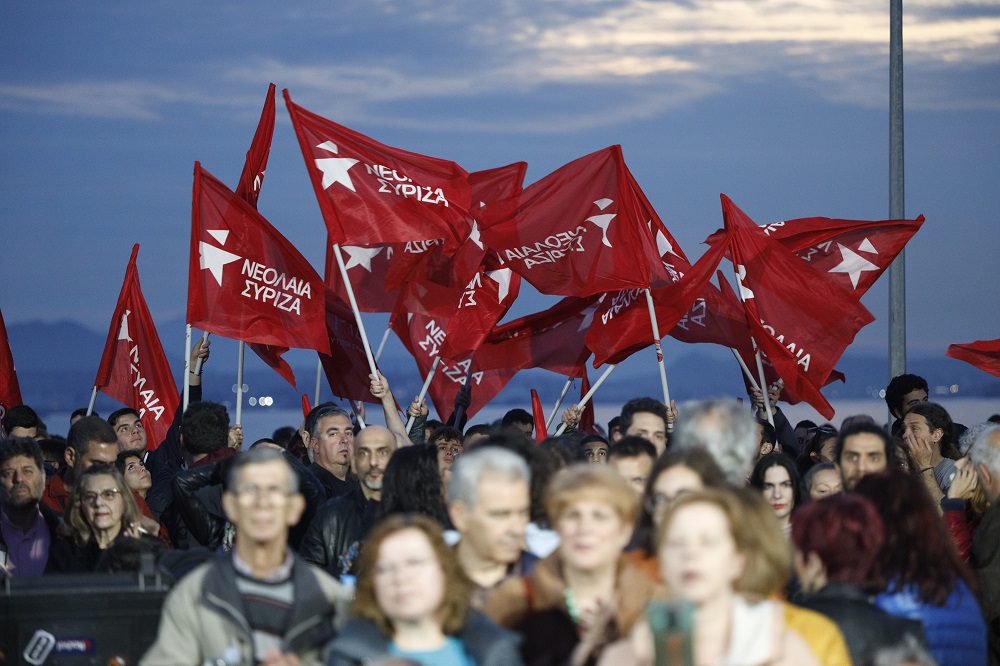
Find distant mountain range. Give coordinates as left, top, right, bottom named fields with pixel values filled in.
left=8, top=318, right=1000, bottom=415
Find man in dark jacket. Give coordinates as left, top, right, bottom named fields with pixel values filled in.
left=0, top=437, right=61, bottom=576
left=299, top=425, right=395, bottom=578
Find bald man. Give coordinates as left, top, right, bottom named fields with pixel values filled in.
left=299, top=425, right=396, bottom=579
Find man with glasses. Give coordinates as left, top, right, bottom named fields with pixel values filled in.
left=143, top=446, right=349, bottom=666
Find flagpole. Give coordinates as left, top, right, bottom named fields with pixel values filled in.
left=731, top=348, right=761, bottom=392
left=406, top=356, right=441, bottom=431
left=332, top=244, right=379, bottom=377
left=374, top=325, right=392, bottom=362
left=554, top=364, right=616, bottom=436
left=193, top=331, right=210, bottom=375
left=727, top=267, right=775, bottom=427
left=353, top=401, right=366, bottom=429
left=545, top=376, right=575, bottom=429
left=313, top=358, right=323, bottom=407
left=183, top=325, right=192, bottom=411
left=752, top=348, right=775, bottom=428
left=235, top=341, right=245, bottom=426
left=86, top=386, right=98, bottom=416
left=643, top=289, right=671, bottom=406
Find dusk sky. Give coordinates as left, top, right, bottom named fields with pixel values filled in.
left=2, top=1, right=998, bottom=399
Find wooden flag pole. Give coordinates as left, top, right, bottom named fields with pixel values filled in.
left=332, top=244, right=380, bottom=378
left=406, top=356, right=441, bottom=432
left=235, top=341, right=245, bottom=426
left=730, top=348, right=761, bottom=392
left=86, top=386, right=98, bottom=416
left=554, top=364, right=616, bottom=436
left=313, top=357, right=323, bottom=407
left=374, top=325, right=392, bottom=363
left=727, top=266, right=775, bottom=427
left=643, top=289, right=671, bottom=406
left=183, top=325, right=192, bottom=411
left=545, top=376, right=575, bottom=429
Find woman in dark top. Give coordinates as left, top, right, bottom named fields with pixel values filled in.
left=47, top=463, right=143, bottom=572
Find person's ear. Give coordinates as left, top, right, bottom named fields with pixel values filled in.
left=448, top=501, right=468, bottom=533
left=285, top=493, right=306, bottom=526
left=64, top=446, right=76, bottom=470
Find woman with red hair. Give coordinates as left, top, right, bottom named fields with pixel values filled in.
left=855, top=471, right=986, bottom=666
left=791, top=493, right=925, bottom=665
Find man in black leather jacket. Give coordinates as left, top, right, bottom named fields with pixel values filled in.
left=298, top=424, right=395, bottom=578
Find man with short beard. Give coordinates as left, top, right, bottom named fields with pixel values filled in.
left=0, top=438, right=60, bottom=575
left=299, top=425, right=395, bottom=579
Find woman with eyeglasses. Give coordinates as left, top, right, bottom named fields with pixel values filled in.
left=326, top=513, right=521, bottom=666
left=625, top=447, right=728, bottom=582
left=47, top=463, right=144, bottom=572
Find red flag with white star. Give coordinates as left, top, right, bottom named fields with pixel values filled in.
left=0, top=307, right=23, bottom=422
left=947, top=339, right=1000, bottom=378
left=716, top=195, right=874, bottom=419
left=284, top=90, right=472, bottom=249
left=479, top=145, right=667, bottom=297
left=94, top=245, right=178, bottom=450
left=187, top=162, right=330, bottom=357
left=760, top=214, right=924, bottom=296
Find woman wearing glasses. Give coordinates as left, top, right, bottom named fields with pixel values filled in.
left=47, top=463, right=143, bottom=572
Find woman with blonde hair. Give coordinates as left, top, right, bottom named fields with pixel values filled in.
left=47, top=463, right=144, bottom=572
left=484, top=463, right=661, bottom=665
left=601, top=487, right=849, bottom=666
left=325, top=513, right=520, bottom=666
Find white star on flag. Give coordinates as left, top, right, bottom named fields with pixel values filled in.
left=736, top=265, right=754, bottom=300
left=578, top=304, right=598, bottom=332
left=828, top=243, right=879, bottom=289
left=486, top=268, right=513, bottom=302
left=315, top=141, right=359, bottom=192
left=117, top=310, right=132, bottom=342
left=199, top=241, right=242, bottom=287
left=586, top=198, right=616, bottom=247
left=341, top=245, right=383, bottom=272
left=469, top=220, right=484, bottom=250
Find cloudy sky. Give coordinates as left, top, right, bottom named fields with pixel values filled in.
left=2, top=1, right=998, bottom=384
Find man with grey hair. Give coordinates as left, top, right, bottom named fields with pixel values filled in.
left=969, top=423, right=1000, bottom=665
left=143, top=446, right=349, bottom=666
left=672, top=399, right=759, bottom=485
left=447, top=446, right=536, bottom=607
left=306, top=405, right=355, bottom=500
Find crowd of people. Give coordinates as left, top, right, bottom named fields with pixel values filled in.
left=1, top=345, right=998, bottom=666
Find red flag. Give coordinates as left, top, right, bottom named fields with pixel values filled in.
left=947, top=339, right=1000, bottom=378
left=94, top=245, right=179, bottom=450
left=301, top=394, right=312, bottom=421
left=284, top=90, right=472, bottom=249
left=717, top=195, right=874, bottom=419
left=476, top=296, right=598, bottom=376
left=586, top=239, right=729, bottom=366
left=320, top=294, right=381, bottom=404
left=479, top=146, right=666, bottom=297
left=437, top=263, right=521, bottom=363
left=760, top=215, right=924, bottom=296
left=530, top=389, right=548, bottom=442
left=668, top=274, right=754, bottom=354
left=391, top=310, right=516, bottom=420
left=228, top=83, right=296, bottom=385
left=234, top=83, right=276, bottom=207
left=0, top=307, right=23, bottom=420
left=187, top=163, right=330, bottom=358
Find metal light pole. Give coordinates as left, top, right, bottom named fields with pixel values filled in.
left=888, top=0, right=906, bottom=380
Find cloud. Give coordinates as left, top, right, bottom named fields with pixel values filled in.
left=1, top=0, right=995, bottom=127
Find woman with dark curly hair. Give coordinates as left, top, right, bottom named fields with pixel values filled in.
left=47, top=463, right=144, bottom=572
left=377, top=444, right=449, bottom=527
left=326, top=513, right=521, bottom=665
left=749, top=453, right=804, bottom=539
left=855, top=470, right=986, bottom=666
